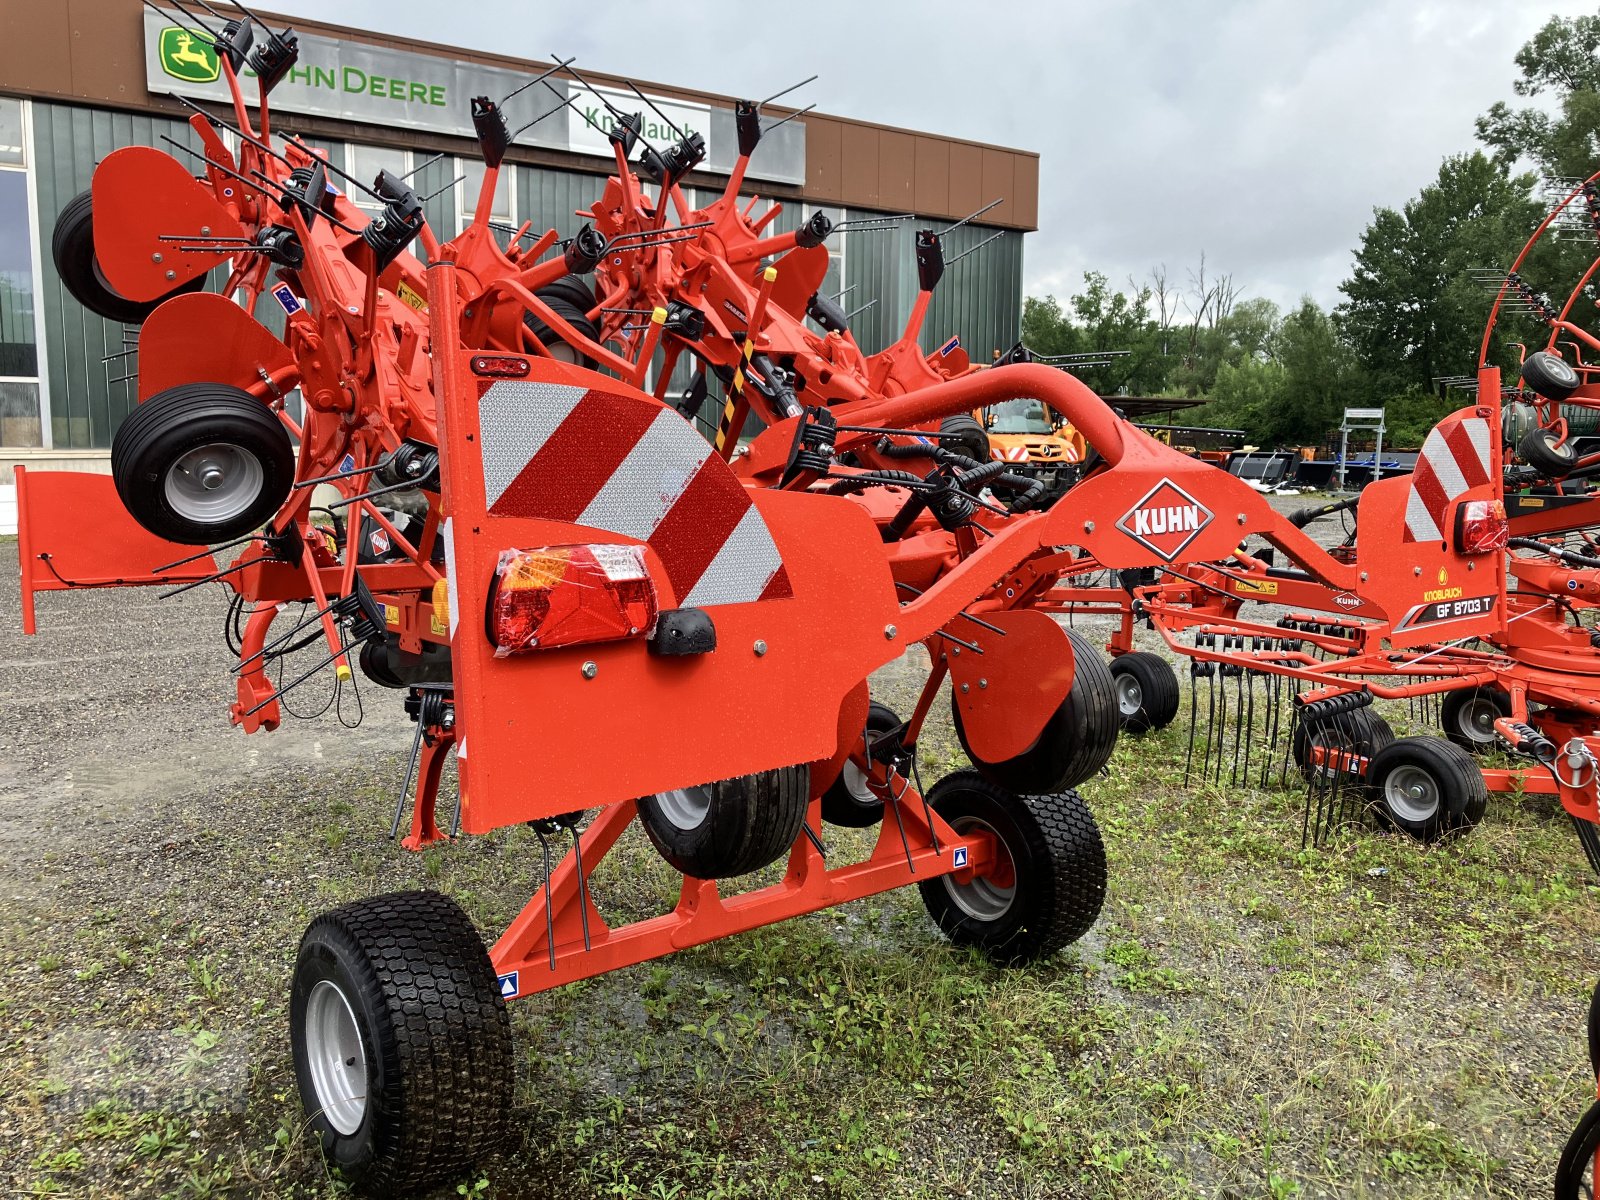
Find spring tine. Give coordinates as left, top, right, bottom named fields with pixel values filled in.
left=534, top=827, right=557, bottom=971
left=1184, top=664, right=1199, bottom=785
left=390, top=706, right=428, bottom=838
left=1230, top=663, right=1246, bottom=785
left=886, top=774, right=916, bottom=874
left=1241, top=663, right=1256, bottom=786
left=450, top=772, right=464, bottom=838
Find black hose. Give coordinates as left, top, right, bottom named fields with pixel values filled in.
left=1509, top=536, right=1600, bottom=569
left=823, top=470, right=925, bottom=496
left=1288, top=495, right=1360, bottom=529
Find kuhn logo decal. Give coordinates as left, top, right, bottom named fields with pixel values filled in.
left=1333, top=592, right=1362, bottom=610
left=1115, top=480, right=1214, bottom=562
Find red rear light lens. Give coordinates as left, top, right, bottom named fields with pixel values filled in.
left=471, top=355, right=532, bottom=378
left=488, top=543, right=657, bottom=656
left=1455, top=499, right=1508, bottom=554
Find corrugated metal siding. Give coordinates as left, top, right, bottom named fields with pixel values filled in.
left=922, top=221, right=1023, bottom=364
left=32, top=101, right=218, bottom=448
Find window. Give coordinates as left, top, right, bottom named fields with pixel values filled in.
left=803, top=203, right=846, bottom=310
left=346, top=143, right=412, bottom=212
left=0, top=96, right=41, bottom=448
left=459, top=157, right=514, bottom=226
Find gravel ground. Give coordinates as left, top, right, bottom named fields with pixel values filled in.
left=3, top=493, right=1600, bottom=1200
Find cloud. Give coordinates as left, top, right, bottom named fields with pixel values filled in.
left=262, top=0, right=1592, bottom=309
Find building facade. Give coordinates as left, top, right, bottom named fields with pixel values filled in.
left=0, top=1, right=1037, bottom=493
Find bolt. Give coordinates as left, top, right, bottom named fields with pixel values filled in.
left=348, top=305, right=359, bottom=314
left=960, top=683, right=969, bottom=694
left=952, top=646, right=961, bottom=656
left=1413, top=566, right=1422, bottom=576
left=165, top=270, right=176, bottom=281
left=978, top=679, right=988, bottom=689
left=1468, top=562, right=1475, bottom=571
left=753, top=639, right=767, bottom=656
left=884, top=625, right=897, bottom=640
left=1005, top=588, right=1015, bottom=598
left=581, top=661, right=598, bottom=679
left=151, top=252, right=162, bottom=263
left=1237, top=513, right=1246, bottom=524
left=1084, top=520, right=1096, bottom=533
left=201, top=226, right=211, bottom=236
left=1360, top=571, right=1368, bottom=581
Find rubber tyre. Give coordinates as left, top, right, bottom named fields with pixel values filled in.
left=290, top=891, right=514, bottom=1197
left=820, top=701, right=900, bottom=828
left=1365, top=736, right=1488, bottom=843
left=1108, top=651, right=1180, bottom=734
left=1291, top=705, right=1394, bottom=783
left=637, top=765, right=809, bottom=879
left=1588, top=975, right=1600, bottom=1079
left=953, top=628, right=1119, bottom=793
left=1439, top=687, right=1510, bottom=754
left=1521, top=425, right=1578, bottom=477
left=51, top=190, right=206, bottom=324
left=525, top=282, right=599, bottom=367
left=939, top=415, right=990, bottom=464
left=917, top=770, right=1106, bottom=965
left=1521, top=349, right=1580, bottom=402
left=111, top=383, right=295, bottom=544
left=1555, top=1095, right=1600, bottom=1200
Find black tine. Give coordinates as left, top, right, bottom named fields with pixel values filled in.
left=532, top=825, right=557, bottom=971
left=1184, top=662, right=1199, bottom=786
left=570, top=823, right=592, bottom=952
left=390, top=704, right=428, bottom=839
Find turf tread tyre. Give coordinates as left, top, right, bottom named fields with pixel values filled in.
left=638, top=765, right=809, bottom=879
left=110, top=383, right=295, bottom=544
left=1555, top=1094, right=1600, bottom=1199
left=291, top=890, right=513, bottom=1196
left=820, top=701, right=900, bottom=828
left=1109, top=651, right=1181, bottom=734
left=939, top=414, right=990, bottom=464
left=917, top=770, right=1106, bottom=965
left=1520, top=425, right=1578, bottom=477
left=1364, top=736, right=1488, bottom=843
left=52, top=190, right=205, bottom=324
left=1521, top=349, right=1580, bottom=402
left=1439, top=686, right=1510, bottom=754
left=1588, top=975, right=1600, bottom=1079
left=525, top=283, right=600, bottom=367
left=953, top=628, right=1119, bottom=793
left=1290, top=705, right=1394, bottom=783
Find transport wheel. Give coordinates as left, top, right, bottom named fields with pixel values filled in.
left=111, top=383, right=295, bottom=544
left=1290, top=706, right=1394, bottom=783
left=939, top=414, right=990, bottom=464
left=1521, top=425, right=1578, bottom=477
left=290, top=890, right=514, bottom=1197
left=820, top=701, right=901, bottom=828
left=1365, top=737, right=1488, bottom=843
left=1439, top=686, right=1510, bottom=754
left=1588, top=974, right=1600, bottom=1078
left=917, top=770, right=1106, bottom=965
left=953, top=628, right=1119, bottom=794
left=637, top=765, right=809, bottom=879
left=51, top=190, right=205, bottom=324
left=525, top=281, right=600, bottom=367
left=1108, top=651, right=1181, bottom=734
left=1521, top=349, right=1580, bottom=402
left=1555, top=1095, right=1600, bottom=1200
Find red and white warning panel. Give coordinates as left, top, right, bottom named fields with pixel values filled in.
left=428, top=292, right=902, bottom=833
left=1404, top=414, right=1493, bottom=544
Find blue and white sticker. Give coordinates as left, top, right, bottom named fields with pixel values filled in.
left=938, top=334, right=961, bottom=356
left=952, top=845, right=968, bottom=869
left=272, top=284, right=303, bottom=315
left=338, top=453, right=356, bottom=474
left=497, top=971, right=519, bottom=1000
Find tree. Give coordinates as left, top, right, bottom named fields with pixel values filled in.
left=1477, top=13, right=1600, bottom=180
left=1020, top=273, right=1166, bottom=395
left=1338, top=152, right=1544, bottom=394
left=1268, top=300, right=1356, bottom=447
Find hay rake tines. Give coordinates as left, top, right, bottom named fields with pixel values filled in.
left=1183, top=631, right=1302, bottom=790
left=1294, top=689, right=1379, bottom=849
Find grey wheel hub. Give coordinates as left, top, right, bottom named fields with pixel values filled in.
left=940, top=815, right=1015, bottom=922
left=654, top=785, right=712, bottom=830
left=165, top=442, right=264, bottom=524
left=304, top=979, right=367, bottom=1136
left=1383, top=764, right=1441, bottom=824
left=1115, top=673, right=1143, bottom=718
left=1457, top=698, right=1499, bottom=744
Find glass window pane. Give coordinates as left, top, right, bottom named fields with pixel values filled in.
left=347, top=144, right=409, bottom=210
left=0, top=171, right=37, bottom=379
left=0, top=380, right=40, bottom=447
left=0, top=98, right=23, bottom=168
left=461, top=158, right=513, bottom=224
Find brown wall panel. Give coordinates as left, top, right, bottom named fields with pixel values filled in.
left=805, top=115, right=843, bottom=203
left=0, top=3, right=73, bottom=98
left=839, top=122, right=880, bottom=209
left=876, top=130, right=915, bottom=215
left=980, top=148, right=1015, bottom=227
left=913, top=136, right=950, bottom=220
left=947, top=142, right=983, bottom=223
left=1011, top=153, right=1040, bottom=229
left=67, top=0, right=148, bottom=105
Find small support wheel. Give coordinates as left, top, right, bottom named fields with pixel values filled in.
left=51, top=190, right=206, bottom=324
left=110, top=383, right=295, bottom=544
left=1555, top=1096, right=1600, bottom=1200
left=939, top=414, right=990, bottom=464
left=820, top=701, right=900, bottom=828
left=1587, top=974, right=1600, bottom=1078
left=637, top=765, right=810, bottom=879
left=917, top=770, right=1106, bottom=965
left=1521, top=349, right=1580, bottom=402
left=1108, top=651, right=1181, bottom=734
left=1439, top=687, right=1510, bottom=754
left=953, top=628, right=1120, bottom=793
left=1365, top=736, right=1488, bottom=843
left=1520, top=425, right=1578, bottom=477
left=290, top=890, right=514, bottom=1196
left=525, top=281, right=600, bottom=367
left=1291, top=706, right=1394, bottom=782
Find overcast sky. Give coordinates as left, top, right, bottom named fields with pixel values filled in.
left=265, top=0, right=1595, bottom=315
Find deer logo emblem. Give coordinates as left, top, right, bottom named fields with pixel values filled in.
left=158, top=27, right=220, bottom=84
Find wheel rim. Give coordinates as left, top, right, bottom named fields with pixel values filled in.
left=164, top=443, right=264, bottom=524
left=940, top=815, right=1016, bottom=922
left=1115, top=673, right=1143, bottom=718
left=547, top=342, right=581, bottom=365
left=840, top=761, right=876, bottom=805
left=654, top=785, right=712, bottom=830
left=1456, top=697, right=1500, bottom=744
left=1383, top=764, right=1440, bottom=823
left=304, top=979, right=367, bottom=1136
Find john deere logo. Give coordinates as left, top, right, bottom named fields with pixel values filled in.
left=159, top=27, right=220, bottom=83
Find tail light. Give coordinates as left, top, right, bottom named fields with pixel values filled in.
left=1455, top=499, right=1508, bottom=554
left=487, top=543, right=657, bottom=656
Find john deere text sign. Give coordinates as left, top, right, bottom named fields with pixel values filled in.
left=140, top=8, right=803, bottom=184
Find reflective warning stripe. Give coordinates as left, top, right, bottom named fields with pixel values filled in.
left=1403, top=417, right=1492, bottom=543
left=477, top=381, right=789, bottom=606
